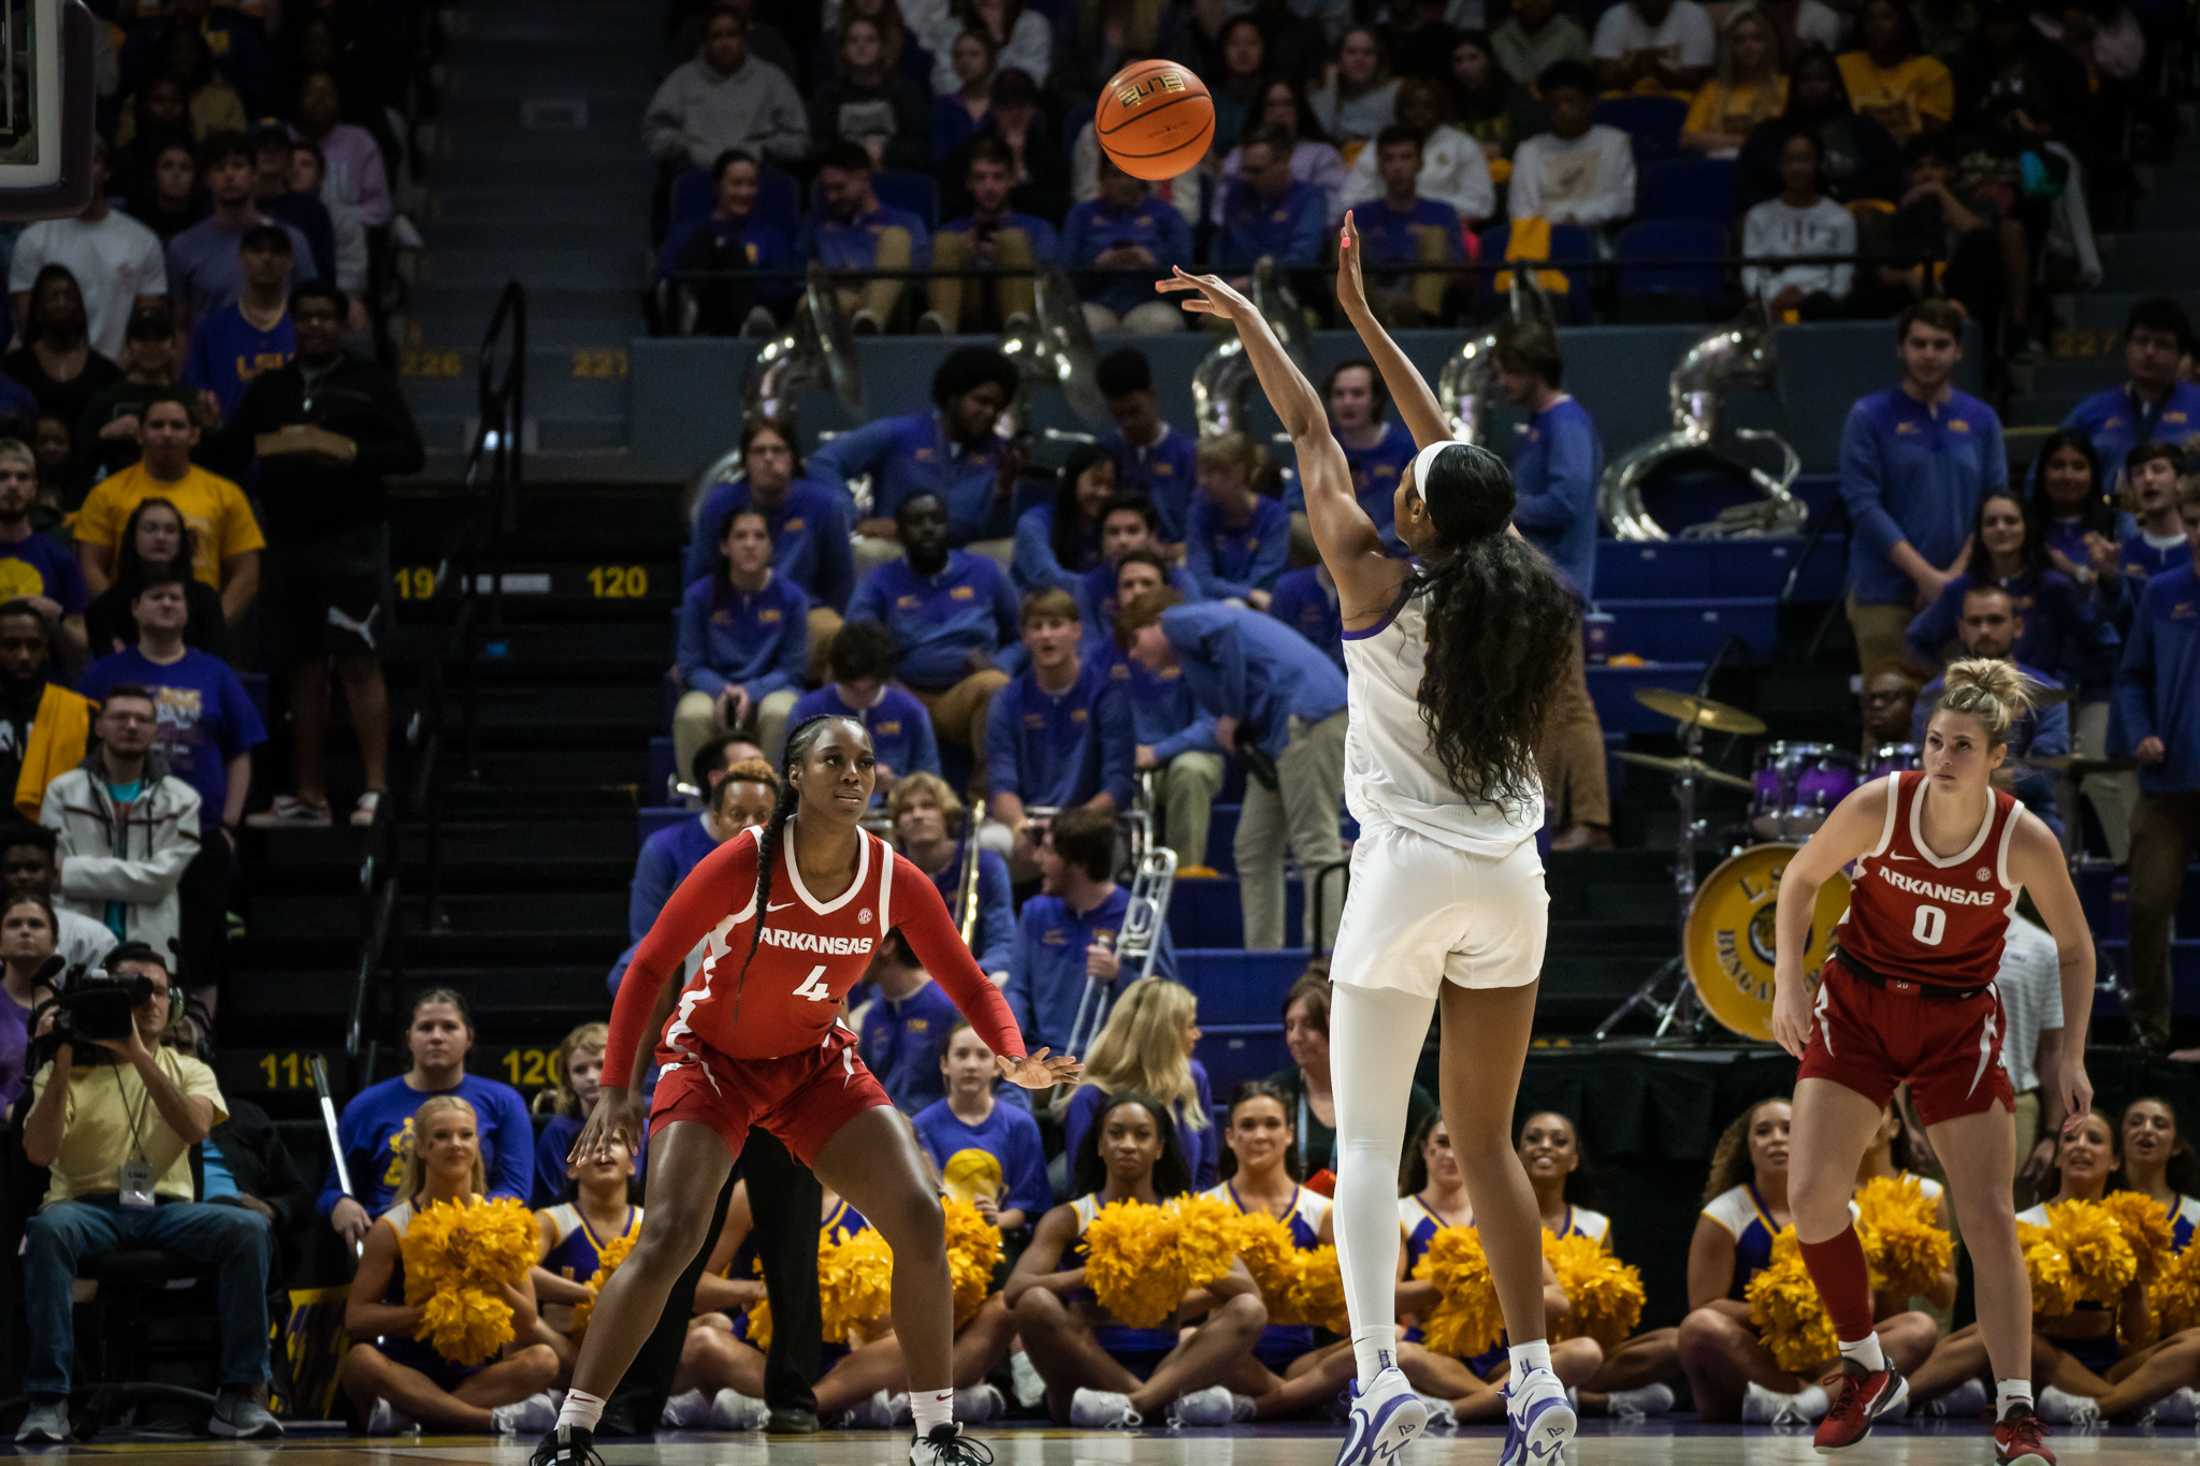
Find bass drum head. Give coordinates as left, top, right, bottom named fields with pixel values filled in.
left=1683, top=844, right=1853, bottom=1041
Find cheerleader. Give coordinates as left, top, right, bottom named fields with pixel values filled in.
left=1518, top=1110, right=1677, bottom=1420
left=1907, top=1109, right=2200, bottom=1425
left=1676, top=1098, right=1940, bottom=1423
left=1007, top=1093, right=1268, bottom=1428
left=2120, top=1097, right=2200, bottom=1253
left=339, top=1096, right=561, bottom=1435
left=1854, top=1102, right=1959, bottom=1318
left=1201, top=1080, right=1363, bottom=1418
left=1383, top=1115, right=1604, bottom=1423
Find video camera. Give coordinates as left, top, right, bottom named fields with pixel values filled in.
left=27, top=940, right=178, bottom=1068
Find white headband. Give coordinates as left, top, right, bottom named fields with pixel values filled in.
left=1410, top=439, right=1466, bottom=498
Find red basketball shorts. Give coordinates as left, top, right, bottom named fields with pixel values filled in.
left=649, top=1025, right=892, bottom=1166
left=1797, top=957, right=2014, bottom=1127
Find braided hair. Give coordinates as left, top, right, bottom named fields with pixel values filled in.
left=726, top=715, right=866, bottom=1003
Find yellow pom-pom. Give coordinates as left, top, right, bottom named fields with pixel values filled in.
left=1745, top=1229, right=1837, bottom=1375
left=1168, top=1195, right=1243, bottom=1292
left=2041, top=1199, right=2137, bottom=1307
left=397, top=1196, right=536, bottom=1362
left=2016, top=1222, right=2078, bottom=1317
left=416, top=1286, right=516, bottom=1367
left=2153, top=1241, right=2200, bottom=1337
left=942, top=1198, right=1003, bottom=1329
left=1225, top=1211, right=1305, bottom=1325
left=569, top=1231, right=637, bottom=1336
left=745, top=1295, right=773, bottom=1354
left=818, top=1228, right=897, bottom=1344
left=1855, top=1175, right=1953, bottom=1302
left=2098, top=1192, right=2174, bottom=1288
left=1084, top=1199, right=1191, bottom=1330
left=1542, top=1232, right=1645, bottom=1352
left=1287, top=1246, right=1350, bottom=1334
left=1413, top=1226, right=1503, bottom=1361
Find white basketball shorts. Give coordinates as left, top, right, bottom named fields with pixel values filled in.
left=1327, top=820, right=1549, bottom=997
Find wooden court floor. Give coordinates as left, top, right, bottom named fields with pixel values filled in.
left=7, top=1421, right=2198, bottom=1463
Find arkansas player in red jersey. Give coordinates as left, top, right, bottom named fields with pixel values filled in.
left=1770, top=661, right=2094, bottom=1466
left=532, top=717, right=1081, bottom=1466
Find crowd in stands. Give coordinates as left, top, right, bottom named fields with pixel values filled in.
left=648, top=0, right=2173, bottom=350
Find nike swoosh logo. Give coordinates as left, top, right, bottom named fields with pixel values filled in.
left=767, top=901, right=797, bottom=912
left=1886, top=854, right=1914, bottom=862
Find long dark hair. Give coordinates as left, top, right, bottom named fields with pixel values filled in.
left=1961, top=491, right=2049, bottom=582
left=1399, top=1107, right=1449, bottom=1197
left=24, top=265, right=88, bottom=350
left=1406, top=443, right=1579, bottom=806
left=2026, top=429, right=2117, bottom=538
left=1219, top=1077, right=1301, bottom=1182
left=113, top=497, right=198, bottom=589
left=1050, top=444, right=1113, bottom=575
left=725, top=715, right=869, bottom=1006
left=1071, top=1091, right=1193, bottom=1200
left=2124, top=1096, right=2199, bottom=1195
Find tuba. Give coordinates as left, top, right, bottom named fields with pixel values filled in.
left=1435, top=269, right=1555, bottom=448
left=997, top=265, right=1110, bottom=439
left=1190, top=257, right=1315, bottom=440
left=743, top=261, right=865, bottom=429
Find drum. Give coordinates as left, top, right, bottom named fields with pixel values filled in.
left=1867, top=742, right=1920, bottom=778
left=1749, top=743, right=1863, bottom=839
left=1683, top=844, right=1853, bottom=1042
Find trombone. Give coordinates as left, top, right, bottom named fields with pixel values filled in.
left=1062, top=834, right=1178, bottom=1062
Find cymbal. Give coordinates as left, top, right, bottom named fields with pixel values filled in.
left=1633, top=687, right=1769, bottom=736
left=1614, top=751, right=1755, bottom=793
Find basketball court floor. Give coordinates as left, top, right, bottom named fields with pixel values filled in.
left=8, top=1421, right=2198, bottom=1463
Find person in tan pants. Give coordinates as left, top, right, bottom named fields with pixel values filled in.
left=813, top=141, right=918, bottom=331
left=922, top=140, right=1049, bottom=334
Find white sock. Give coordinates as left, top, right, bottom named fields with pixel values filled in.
left=910, top=1388, right=954, bottom=1438
left=1997, top=1379, right=2034, bottom=1418
left=1329, top=982, right=1437, bottom=1385
left=556, top=1388, right=605, bottom=1435
left=1509, top=1339, right=1553, bottom=1377
left=1838, top=1332, right=1888, bottom=1373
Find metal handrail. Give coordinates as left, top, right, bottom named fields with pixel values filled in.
left=346, top=877, right=399, bottom=1065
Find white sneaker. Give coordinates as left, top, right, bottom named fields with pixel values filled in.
left=1071, top=1388, right=1143, bottom=1429
left=14, top=1400, right=68, bottom=1444
left=1744, top=1380, right=1824, bottom=1426
left=710, top=1389, right=769, bottom=1430
left=1169, top=1384, right=1238, bottom=1427
left=2038, top=1386, right=2103, bottom=1428
left=1334, top=1366, right=1429, bottom=1464
left=248, top=793, right=332, bottom=828
left=660, top=1388, right=712, bottom=1429
left=889, top=1393, right=912, bottom=1428
left=350, top=790, right=384, bottom=828
left=1605, top=1381, right=1677, bottom=1422
left=1417, top=1392, right=1459, bottom=1432
left=843, top=1390, right=899, bottom=1429
left=366, top=1397, right=415, bottom=1436
left=2156, top=1386, right=2200, bottom=1426
left=953, top=1383, right=1005, bottom=1424
left=1008, top=1349, right=1046, bottom=1409
left=1500, top=1366, right=1576, bottom=1466
left=490, top=1392, right=559, bottom=1436
left=1909, top=1377, right=1989, bottom=1420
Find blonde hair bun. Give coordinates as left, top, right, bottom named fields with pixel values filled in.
left=1935, top=658, right=2039, bottom=745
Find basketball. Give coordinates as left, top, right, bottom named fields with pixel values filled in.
left=1094, top=60, right=1215, bottom=181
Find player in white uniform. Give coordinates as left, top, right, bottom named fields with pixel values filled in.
left=1160, top=214, right=1584, bottom=1466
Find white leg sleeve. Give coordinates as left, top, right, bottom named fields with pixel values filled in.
left=1329, top=978, right=1436, bottom=1381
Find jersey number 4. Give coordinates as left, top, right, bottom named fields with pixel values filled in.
left=792, top=964, right=834, bottom=1002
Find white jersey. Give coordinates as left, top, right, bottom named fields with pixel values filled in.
left=1342, top=587, right=1543, bottom=855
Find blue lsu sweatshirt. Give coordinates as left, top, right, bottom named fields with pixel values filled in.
left=1160, top=602, right=1348, bottom=759
left=846, top=550, right=1021, bottom=692
left=1902, top=569, right=2115, bottom=695
left=1011, top=503, right=1103, bottom=595
left=1840, top=387, right=2008, bottom=607
left=788, top=683, right=942, bottom=784
left=629, top=814, right=723, bottom=943
left=858, top=978, right=964, bottom=1114
left=1284, top=419, right=1416, bottom=548
left=2060, top=381, right=2200, bottom=490
left=1005, top=883, right=1179, bottom=1055
left=914, top=1096, right=1054, bottom=1221
left=985, top=654, right=1136, bottom=810
left=1216, top=179, right=1326, bottom=271
left=810, top=411, right=1010, bottom=547
left=2115, top=562, right=2200, bottom=795
left=1268, top=565, right=1345, bottom=670
left=1104, top=649, right=1221, bottom=762
left=683, top=477, right=856, bottom=612
left=1913, top=662, right=2072, bottom=834
left=1060, top=195, right=1193, bottom=317
left=1511, top=396, right=1604, bottom=599
left=796, top=202, right=932, bottom=277
left=675, top=571, right=809, bottom=700
left=1076, top=560, right=1202, bottom=653
left=655, top=211, right=797, bottom=305
left=318, top=1073, right=533, bottom=1216
left=1186, top=493, right=1291, bottom=601
left=920, top=839, right=1015, bottom=976
left=1101, top=423, right=1198, bottom=543
left=1356, top=195, right=1464, bottom=285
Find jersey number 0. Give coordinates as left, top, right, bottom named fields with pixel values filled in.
left=1912, top=905, right=1946, bottom=947
left=792, top=964, right=833, bottom=1001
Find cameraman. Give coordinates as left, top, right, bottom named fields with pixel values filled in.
left=15, top=945, right=281, bottom=1443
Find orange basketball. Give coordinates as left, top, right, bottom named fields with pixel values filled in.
left=1094, top=60, right=1215, bottom=181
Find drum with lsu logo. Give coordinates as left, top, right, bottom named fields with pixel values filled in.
left=1749, top=743, right=1863, bottom=839
left=1683, top=844, right=1854, bottom=1041
left=1868, top=742, right=1921, bottom=778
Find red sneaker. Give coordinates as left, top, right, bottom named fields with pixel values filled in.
left=1994, top=1405, right=2055, bottom=1466
left=1813, top=1360, right=1909, bottom=1452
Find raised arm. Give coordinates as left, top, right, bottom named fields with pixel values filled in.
left=1335, top=212, right=1449, bottom=450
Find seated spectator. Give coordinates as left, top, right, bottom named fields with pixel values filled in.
left=77, top=302, right=193, bottom=486
left=1285, top=360, right=1417, bottom=552
left=112, top=79, right=201, bottom=222
left=0, top=823, right=117, bottom=974
left=183, top=224, right=296, bottom=421
left=811, top=347, right=1019, bottom=558
left=165, top=132, right=317, bottom=331
left=1268, top=560, right=1344, bottom=670
left=42, top=686, right=199, bottom=950
left=858, top=929, right=966, bottom=1114
left=291, top=70, right=393, bottom=232
left=1450, top=30, right=1548, bottom=169
left=84, top=496, right=228, bottom=659
left=1013, top=444, right=1114, bottom=595
left=118, top=0, right=273, bottom=117
left=1741, top=50, right=1903, bottom=209
left=116, top=27, right=247, bottom=147
left=246, top=120, right=336, bottom=286
left=2060, top=297, right=2200, bottom=492
left=927, top=0, right=1052, bottom=94
left=1216, top=80, right=1351, bottom=228
left=1058, top=977, right=1219, bottom=1192
left=1203, top=18, right=1272, bottom=155
left=1740, top=128, right=1858, bottom=317
left=1063, top=158, right=1194, bottom=336
left=1108, top=550, right=1225, bottom=870
left=1838, top=0, right=1953, bottom=139
left=17, top=943, right=281, bottom=1444
left=28, top=418, right=72, bottom=506
left=811, top=12, right=932, bottom=172
left=1860, top=134, right=2013, bottom=334
left=914, top=1021, right=1051, bottom=1233
left=1339, top=77, right=1494, bottom=227
left=685, top=416, right=853, bottom=656
left=1508, top=61, right=1636, bottom=226
left=1909, top=584, right=2070, bottom=835
left=531, top=1022, right=645, bottom=1205
left=798, top=142, right=930, bottom=334
left=1336, top=127, right=1466, bottom=326
left=658, top=149, right=798, bottom=338
left=931, top=28, right=998, bottom=164
left=133, top=139, right=207, bottom=248
left=1384, top=0, right=1465, bottom=83
left=1904, top=491, right=2105, bottom=696
left=76, top=391, right=265, bottom=627
left=0, top=891, right=58, bottom=1114
left=1492, top=0, right=1591, bottom=90
left=1683, top=9, right=1789, bottom=157
left=790, top=618, right=942, bottom=799
left=941, top=67, right=1072, bottom=228
left=890, top=771, right=1012, bottom=983
left=338, top=1094, right=560, bottom=1434
left=673, top=506, right=807, bottom=773
left=1267, top=966, right=1437, bottom=1178
left=2115, top=442, right=2191, bottom=586
left=844, top=492, right=1019, bottom=757
left=1217, top=126, right=1328, bottom=275
left=1096, top=348, right=1197, bottom=540
left=1754, top=0, right=1845, bottom=58
left=3, top=267, right=124, bottom=429
left=1310, top=26, right=1401, bottom=151
left=924, top=139, right=1060, bottom=336
left=644, top=4, right=807, bottom=172
left=0, top=602, right=93, bottom=820
left=1075, top=496, right=1201, bottom=645
left=319, top=989, right=534, bottom=1247
left=8, top=141, right=167, bottom=362
left=2029, top=430, right=2128, bottom=593
left=1592, top=0, right=1715, bottom=93
left=1188, top=433, right=1290, bottom=606
left=1005, top=806, right=1178, bottom=1055
left=0, top=440, right=87, bottom=663
left=606, top=756, right=776, bottom=994
left=1119, top=589, right=1349, bottom=950
left=987, top=589, right=1135, bottom=873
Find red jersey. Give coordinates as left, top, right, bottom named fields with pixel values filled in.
left=602, top=824, right=1024, bottom=1086
left=1832, top=771, right=2023, bottom=989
